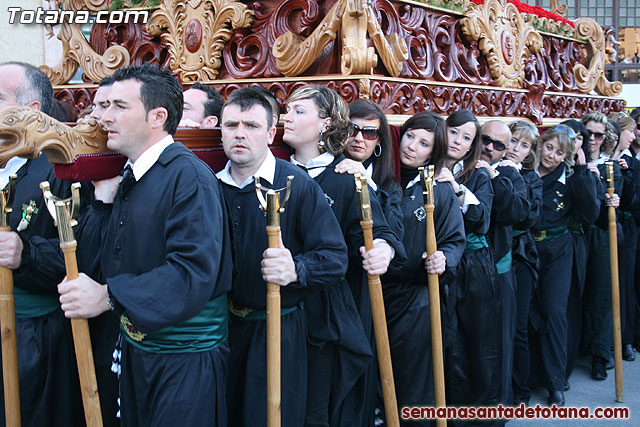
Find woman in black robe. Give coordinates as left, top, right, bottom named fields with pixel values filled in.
left=382, top=112, right=466, bottom=425
left=282, top=85, right=405, bottom=426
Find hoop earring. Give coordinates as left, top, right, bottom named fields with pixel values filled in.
left=374, top=143, right=382, bottom=158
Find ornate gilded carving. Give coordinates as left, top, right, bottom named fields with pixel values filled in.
left=62, top=0, right=109, bottom=12
left=359, top=78, right=371, bottom=99
left=0, top=106, right=108, bottom=168
left=273, top=0, right=407, bottom=77
left=461, top=0, right=542, bottom=89
left=549, top=0, right=568, bottom=16
left=572, top=17, right=622, bottom=97
left=146, top=0, right=253, bottom=82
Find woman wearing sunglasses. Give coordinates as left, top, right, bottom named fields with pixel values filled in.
left=612, top=116, right=640, bottom=362
left=378, top=112, right=465, bottom=423
left=580, top=112, right=623, bottom=382
left=503, top=120, right=542, bottom=406
left=282, top=85, right=404, bottom=426
left=435, top=109, right=502, bottom=411
left=335, top=99, right=404, bottom=241
left=530, top=126, right=600, bottom=405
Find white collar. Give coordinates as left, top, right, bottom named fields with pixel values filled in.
left=452, top=160, right=464, bottom=177
left=0, top=157, right=27, bottom=189
left=557, top=168, right=566, bottom=184
left=125, top=135, right=174, bottom=181
left=217, top=150, right=276, bottom=189
left=592, top=153, right=610, bottom=166
left=620, top=148, right=633, bottom=158
left=290, top=152, right=335, bottom=179
left=405, top=172, right=438, bottom=190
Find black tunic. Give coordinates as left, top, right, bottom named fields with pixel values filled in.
left=384, top=178, right=465, bottom=426
left=81, top=142, right=233, bottom=426
left=221, top=158, right=348, bottom=427
left=0, top=154, right=85, bottom=427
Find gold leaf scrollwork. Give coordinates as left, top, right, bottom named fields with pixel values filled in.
left=62, top=0, right=109, bottom=12
left=0, top=106, right=108, bottom=168
left=273, top=0, right=407, bottom=77
left=359, top=78, right=371, bottom=99
left=572, top=18, right=622, bottom=97
left=461, top=0, right=542, bottom=89
left=549, top=0, right=568, bottom=16
left=146, top=0, right=253, bottom=82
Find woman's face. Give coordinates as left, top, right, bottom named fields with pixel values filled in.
left=505, top=132, right=533, bottom=164
left=446, top=121, right=476, bottom=161
left=282, top=98, right=327, bottom=148
left=399, top=128, right=434, bottom=168
left=539, top=137, right=567, bottom=173
left=345, top=117, right=381, bottom=162
left=619, top=129, right=635, bottom=152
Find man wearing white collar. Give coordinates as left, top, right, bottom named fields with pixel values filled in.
left=218, top=87, right=348, bottom=427
left=58, top=65, right=233, bottom=426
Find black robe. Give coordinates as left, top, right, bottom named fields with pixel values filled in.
left=445, top=168, right=502, bottom=416
left=305, top=155, right=405, bottom=426
left=0, top=154, right=86, bottom=427
left=222, top=158, right=348, bottom=427
left=384, top=178, right=465, bottom=426
left=530, top=164, right=600, bottom=391
left=81, top=142, right=233, bottom=426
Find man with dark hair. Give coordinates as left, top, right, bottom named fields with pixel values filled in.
left=179, top=82, right=223, bottom=128
left=89, top=76, right=115, bottom=120
left=217, top=87, right=347, bottom=426
left=58, top=64, right=232, bottom=426
left=0, top=61, right=85, bottom=426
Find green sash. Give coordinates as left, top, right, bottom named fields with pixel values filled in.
left=14, top=287, right=59, bottom=318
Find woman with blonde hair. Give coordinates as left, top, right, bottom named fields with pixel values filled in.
left=282, top=85, right=405, bottom=426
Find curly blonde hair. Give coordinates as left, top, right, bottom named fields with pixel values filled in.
left=287, top=85, right=351, bottom=156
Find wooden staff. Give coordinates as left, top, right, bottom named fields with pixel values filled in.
left=419, top=166, right=446, bottom=426
left=40, top=182, right=103, bottom=426
left=354, top=174, right=399, bottom=427
left=0, top=176, right=21, bottom=427
left=606, top=162, right=624, bottom=403
left=255, top=176, right=293, bottom=427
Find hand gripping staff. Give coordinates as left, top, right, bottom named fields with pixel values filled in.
left=354, top=174, right=399, bottom=427
left=254, top=175, right=293, bottom=427
left=40, top=182, right=103, bottom=426
left=419, top=166, right=446, bottom=426
left=0, top=176, right=21, bottom=427
left=606, top=162, right=623, bottom=403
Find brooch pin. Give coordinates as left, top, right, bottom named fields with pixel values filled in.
left=414, top=207, right=426, bottom=222
left=17, top=200, right=38, bottom=231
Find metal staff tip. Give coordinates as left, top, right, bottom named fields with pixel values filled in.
left=254, top=175, right=294, bottom=226
left=606, top=161, right=614, bottom=190
left=1, top=175, right=16, bottom=227
left=40, top=181, right=81, bottom=242
left=419, top=165, right=435, bottom=205
left=354, top=173, right=372, bottom=221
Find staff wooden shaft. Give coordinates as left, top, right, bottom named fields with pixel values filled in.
left=424, top=204, right=447, bottom=427
left=607, top=186, right=624, bottom=403
left=266, top=225, right=281, bottom=427
left=60, top=241, right=103, bottom=426
left=0, top=224, right=21, bottom=427
left=360, top=220, right=399, bottom=427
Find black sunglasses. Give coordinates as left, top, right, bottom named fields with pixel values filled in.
left=481, top=134, right=506, bottom=151
left=350, top=123, right=380, bottom=141
left=589, top=130, right=606, bottom=141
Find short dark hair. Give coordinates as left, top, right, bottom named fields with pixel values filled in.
left=221, top=87, right=274, bottom=128
left=111, top=64, right=183, bottom=135
left=401, top=111, right=448, bottom=174
left=191, top=82, right=223, bottom=121
left=98, top=76, right=115, bottom=88
left=1, top=61, right=54, bottom=115
left=250, top=85, right=280, bottom=118
left=50, top=99, right=78, bottom=122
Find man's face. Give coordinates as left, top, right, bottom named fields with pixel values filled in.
left=221, top=103, right=275, bottom=172
left=89, top=85, right=112, bottom=121
left=585, top=120, right=606, bottom=158
left=481, top=122, right=510, bottom=164
left=101, top=79, right=152, bottom=159
left=182, top=88, right=208, bottom=124
left=0, top=65, right=26, bottom=109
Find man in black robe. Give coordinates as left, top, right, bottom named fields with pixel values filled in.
left=217, top=87, right=348, bottom=427
left=0, top=61, right=87, bottom=427
left=57, top=64, right=233, bottom=426
left=478, top=120, right=530, bottom=407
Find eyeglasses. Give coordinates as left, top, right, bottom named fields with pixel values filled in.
left=481, top=134, right=507, bottom=151
left=588, top=130, right=606, bottom=141
left=553, top=125, right=576, bottom=140
left=350, top=123, right=380, bottom=141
